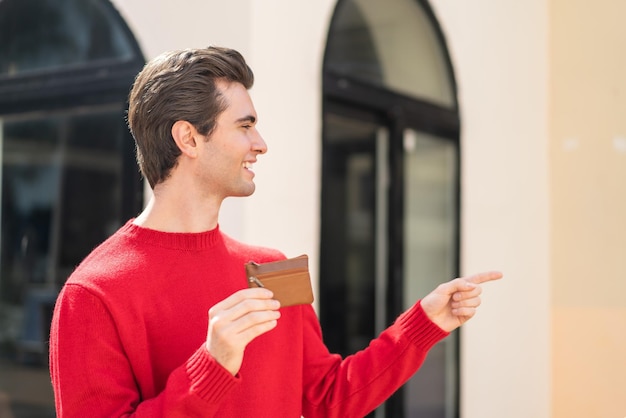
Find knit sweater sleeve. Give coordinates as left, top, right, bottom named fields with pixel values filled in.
left=301, top=301, right=448, bottom=418
left=49, top=284, right=237, bottom=418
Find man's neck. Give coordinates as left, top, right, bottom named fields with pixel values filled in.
left=133, top=181, right=222, bottom=233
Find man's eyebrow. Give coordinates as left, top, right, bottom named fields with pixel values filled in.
left=235, top=115, right=256, bottom=124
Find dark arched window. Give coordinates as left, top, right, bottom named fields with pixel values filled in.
left=0, top=1, right=144, bottom=415
left=320, top=0, right=461, bottom=417
left=0, top=0, right=144, bottom=112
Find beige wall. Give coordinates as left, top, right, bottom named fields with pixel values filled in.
left=550, top=0, right=626, bottom=416
left=431, top=1, right=551, bottom=417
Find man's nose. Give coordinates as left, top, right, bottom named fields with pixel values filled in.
left=253, top=131, right=268, bottom=154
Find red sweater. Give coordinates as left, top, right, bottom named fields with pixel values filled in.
left=49, top=221, right=448, bottom=417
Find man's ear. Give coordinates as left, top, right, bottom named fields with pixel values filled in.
left=171, top=120, right=199, bottom=158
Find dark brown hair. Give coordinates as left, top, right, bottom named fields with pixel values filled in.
left=127, top=47, right=254, bottom=188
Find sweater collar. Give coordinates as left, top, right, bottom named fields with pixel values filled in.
left=121, top=219, right=223, bottom=251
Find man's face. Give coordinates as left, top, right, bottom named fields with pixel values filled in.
left=196, top=80, right=267, bottom=200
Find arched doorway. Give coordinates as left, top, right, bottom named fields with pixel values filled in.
left=319, top=0, right=461, bottom=416
left=0, top=0, right=144, bottom=415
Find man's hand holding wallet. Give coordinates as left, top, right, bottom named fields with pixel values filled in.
left=204, top=255, right=314, bottom=376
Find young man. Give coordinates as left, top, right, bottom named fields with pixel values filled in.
left=49, top=47, right=502, bottom=417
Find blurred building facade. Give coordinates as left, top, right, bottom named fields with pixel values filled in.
left=0, top=0, right=623, bottom=417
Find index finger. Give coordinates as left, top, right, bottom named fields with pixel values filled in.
left=464, top=271, right=503, bottom=285
left=212, top=287, right=274, bottom=312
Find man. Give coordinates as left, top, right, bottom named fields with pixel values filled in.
left=49, top=46, right=502, bottom=417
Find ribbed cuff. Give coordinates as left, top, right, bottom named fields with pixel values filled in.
left=395, top=301, right=449, bottom=352
left=186, top=345, right=238, bottom=401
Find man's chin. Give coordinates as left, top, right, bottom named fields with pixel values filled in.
left=232, top=184, right=256, bottom=198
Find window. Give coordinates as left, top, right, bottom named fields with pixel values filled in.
left=320, top=1, right=461, bottom=417
left=0, top=1, right=144, bottom=416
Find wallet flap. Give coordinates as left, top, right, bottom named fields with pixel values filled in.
left=245, top=254, right=308, bottom=277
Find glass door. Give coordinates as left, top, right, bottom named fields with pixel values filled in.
left=319, top=109, right=389, bottom=358
left=319, top=110, right=460, bottom=418
left=401, top=129, right=459, bottom=418
left=0, top=106, right=142, bottom=417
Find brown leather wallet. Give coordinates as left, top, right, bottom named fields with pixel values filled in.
left=245, top=255, right=314, bottom=307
